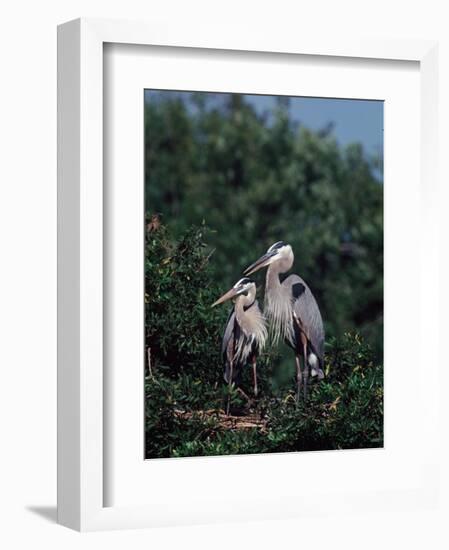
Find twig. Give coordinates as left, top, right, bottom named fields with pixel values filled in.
left=199, top=247, right=216, bottom=269
left=147, top=347, right=154, bottom=380
left=173, top=409, right=267, bottom=432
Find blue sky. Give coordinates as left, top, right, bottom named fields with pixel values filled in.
left=247, top=95, right=383, bottom=157
left=145, top=90, right=383, bottom=171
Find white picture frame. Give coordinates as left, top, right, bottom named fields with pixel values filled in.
left=57, top=17, right=440, bottom=531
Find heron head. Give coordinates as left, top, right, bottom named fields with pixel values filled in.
left=211, top=278, right=255, bottom=307
left=243, top=242, right=293, bottom=276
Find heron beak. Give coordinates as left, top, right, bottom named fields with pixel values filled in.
left=211, top=287, right=238, bottom=307
left=243, top=251, right=278, bottom=276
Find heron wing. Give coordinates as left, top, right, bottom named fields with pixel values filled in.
left=222, top=307, right=245, bottom=384
left=221, top=307, right=236, bottom=360
left=286, top=274, right=325, bottom=364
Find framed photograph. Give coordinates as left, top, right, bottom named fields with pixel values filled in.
left=58, top=18, right=440, bottom=531
left=141, top=88, right=384, bottom=461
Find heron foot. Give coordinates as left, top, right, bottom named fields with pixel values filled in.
left=295, top=355, right=302, bottom=404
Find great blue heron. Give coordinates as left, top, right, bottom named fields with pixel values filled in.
left=212, top=277, right=267, bottom=411
left=244, top=242, right=325, bottom=401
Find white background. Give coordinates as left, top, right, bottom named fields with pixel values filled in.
left=1, top=1, right=448, bottom=549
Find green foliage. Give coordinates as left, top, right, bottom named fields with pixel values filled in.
left=145, top=224, right=383, bottom=459
left=145, top=221, right=227, bottom=385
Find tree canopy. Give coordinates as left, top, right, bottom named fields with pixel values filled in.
left=145, top=92, right=383, bottom=359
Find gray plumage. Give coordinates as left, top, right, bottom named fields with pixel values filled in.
left=222, top=299, right=266, bottom=384
left=244, top=242, right=325, bottom=400
left=221, top=309, right=236, bottom=362
left=212, top=278, right=267, bottom=402
left=286, top=274, right=325, bottom=366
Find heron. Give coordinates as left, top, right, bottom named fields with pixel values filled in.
left=244, top=242, right=325, bottom=401
left=212, top=277, right=267, bottom=412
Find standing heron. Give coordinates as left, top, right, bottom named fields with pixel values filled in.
left=244, top=242, right=325, bottom=401
left=212, top=277, right=267, bottom=412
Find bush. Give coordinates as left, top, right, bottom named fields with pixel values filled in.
left=145, top=219, right=227, bottom=385
left=145, top=222, right=383, bottom=458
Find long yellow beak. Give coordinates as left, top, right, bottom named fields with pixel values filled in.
left=211, top=287, right=238, bottom=308
left=243, top=251, right=278, bottom=276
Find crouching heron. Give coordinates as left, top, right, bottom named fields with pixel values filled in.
left=244, top=242, right=325, bottom=401
left=212, top=277, right=267, bottom=412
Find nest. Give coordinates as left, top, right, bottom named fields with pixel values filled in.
left=174, top=409, right=267, bottom=432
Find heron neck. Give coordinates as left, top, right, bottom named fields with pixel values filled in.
left=234, top=296, right=245, bottom=319
left=235, top=287, right=256, bottom=318
left=266, top=263, right=283, bottom=292
left=234, top=295, right=250, bottom=328
left=265, top=263, right=293, bottom=344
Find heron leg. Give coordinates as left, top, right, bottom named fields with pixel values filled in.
left=295, top=354, right=302, bottom=403
left=252, top=356, right=258, bottom=397
left=226, top=360, right=234, bottom=415
left=303, top=341, right=309, bottom=400
left=237, top=387, right=252, bottom=405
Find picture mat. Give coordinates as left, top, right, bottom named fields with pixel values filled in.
left=103, top=43, right=430, bottom=509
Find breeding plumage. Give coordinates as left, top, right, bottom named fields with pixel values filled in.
left=212, top=278, right=267, bottom=407
left=244, top=242, right=325, bottom=400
